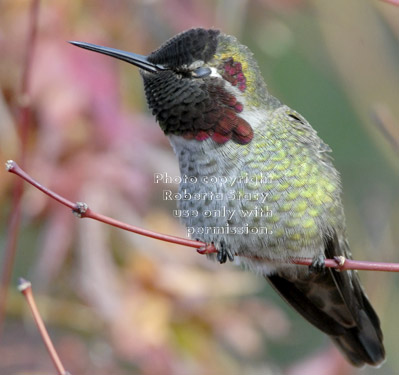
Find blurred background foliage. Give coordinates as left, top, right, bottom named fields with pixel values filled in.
left=0, top=0, right=398, bottom=374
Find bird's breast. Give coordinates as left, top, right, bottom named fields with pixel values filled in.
left=167, top=116, right=342, bottom=265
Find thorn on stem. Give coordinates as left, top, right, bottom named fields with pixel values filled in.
left=5, top=160, right=16, bottom=171
left=73, top=202, right=89, bottom=218
left=17, top=277, right=31, bottom=292
left=334, top=256, right=346, bottom=270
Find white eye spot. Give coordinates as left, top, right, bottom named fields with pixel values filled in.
left=209, top=67, right=222, bottom=78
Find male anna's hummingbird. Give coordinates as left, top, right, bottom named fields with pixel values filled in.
left=70, top=28, right=385, bottom=366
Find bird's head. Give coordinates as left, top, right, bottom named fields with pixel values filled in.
left=70, top=28, right=269, bottom=145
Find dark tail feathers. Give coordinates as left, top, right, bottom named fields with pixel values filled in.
left=266, top=273, right=385, bottom=367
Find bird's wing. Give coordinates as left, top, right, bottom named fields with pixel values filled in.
left=266, top=231, right=385, bottom=367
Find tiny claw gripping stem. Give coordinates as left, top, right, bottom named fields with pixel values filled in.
left=72, top=201, right=89, bottom=218
left=216, top=241, right=234, bottom=264
left=309, top=254, right=326, bottom=273
left=217, top=249, right=227, bottom=264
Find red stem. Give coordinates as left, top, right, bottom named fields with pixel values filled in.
left=292, top=258, right=399, bottom=272
left=6, top=160, right=399, bottom=273
left=18, top=279, right=69, bottom=375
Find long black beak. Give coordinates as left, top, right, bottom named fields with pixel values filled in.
left=69, top=41, right=166, bottom=73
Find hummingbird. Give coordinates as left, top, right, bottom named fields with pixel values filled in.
left=70, top=28, right=385, bottom=366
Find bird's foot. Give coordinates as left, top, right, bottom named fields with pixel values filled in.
left=196, top=241, right=234, bottom=264
left=309, top=254, right=326, bottom=273
left=217, top=241, right=234, bottom=264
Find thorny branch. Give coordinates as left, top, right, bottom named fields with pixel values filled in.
left=18, top=278, right=70, bottom=375
left=6, top=160, right=399, bottom=273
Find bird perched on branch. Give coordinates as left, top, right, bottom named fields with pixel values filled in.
left=70, top=28, right=385, bottom=367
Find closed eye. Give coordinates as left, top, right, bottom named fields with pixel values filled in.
left=192, top=66, right=211, bottom=78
